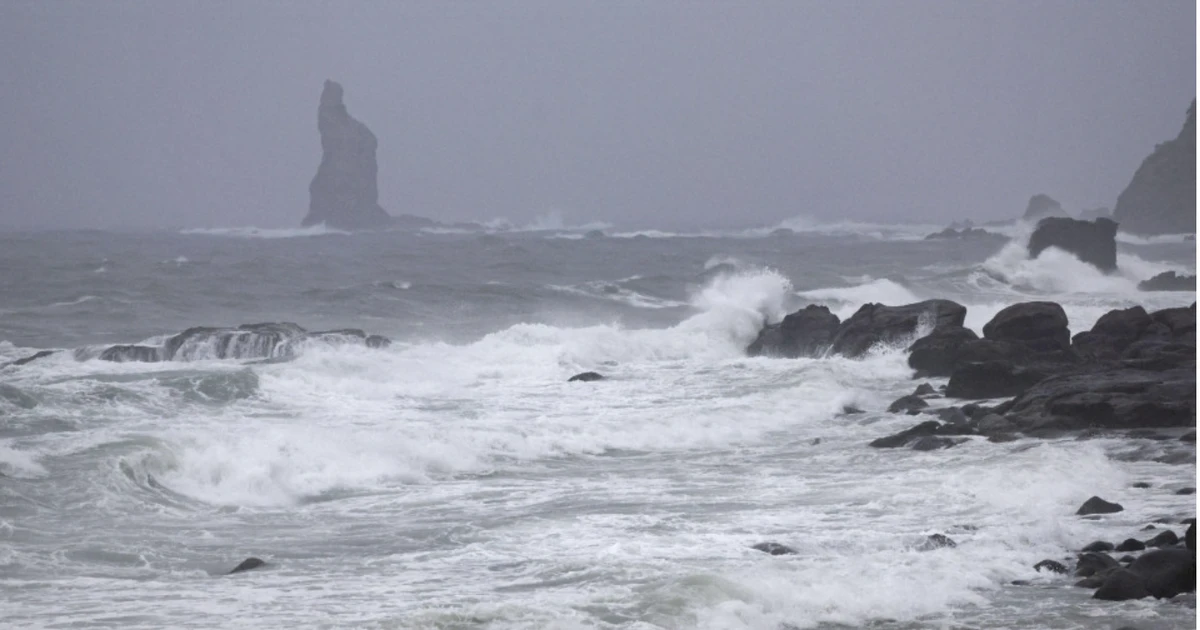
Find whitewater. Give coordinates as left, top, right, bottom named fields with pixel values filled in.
left=0, top=222, right=1194, bottom=629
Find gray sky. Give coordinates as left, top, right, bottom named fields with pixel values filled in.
left=0, top=1, right=1194, bottom=230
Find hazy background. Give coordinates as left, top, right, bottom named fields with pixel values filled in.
left=0, top=1, right=1195, bottom=231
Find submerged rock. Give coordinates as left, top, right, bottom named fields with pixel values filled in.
left=887, top=394, right=928, bottom=414
left=1034, top=559, right=1068, bottom=574
left=92, top=323, right=393, bottom=364
left=918, top=534, right=957, bottom=550
left=1139, top=271, right=1197, bottom=292
left=1027, top=217, right=1118, bottom=273
left=98, top=345, right=161, bottom=363
left=0, top=349, right=57, bottom=369
left=751, top=542, right=797, bottom=556
left=568, top=372, right=604, bottom=382
left=228, top=557, right=266, bottom=574
left=1077, top=496, right=1124, bottom=516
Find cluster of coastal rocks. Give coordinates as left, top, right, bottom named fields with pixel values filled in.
left=0, top=322, right=392, bottom=368
left=750, top=298, right=1195, bottom=444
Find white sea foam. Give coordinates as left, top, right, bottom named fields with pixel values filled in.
left=180, top=224, right=350, bottom=239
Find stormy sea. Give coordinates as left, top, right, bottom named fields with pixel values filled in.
left=0, top=218, right=1195, bottom=629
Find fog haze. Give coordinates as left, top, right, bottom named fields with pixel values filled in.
left=0, top=1, right=1194, bottom=230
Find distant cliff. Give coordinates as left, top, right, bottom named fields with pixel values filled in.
left=303, top=81, right=403, bottom=230
left=1112, top=101, right=1196, bottom=235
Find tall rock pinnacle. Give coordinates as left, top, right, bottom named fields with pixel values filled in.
left=303, top=80, right=392, bottom=230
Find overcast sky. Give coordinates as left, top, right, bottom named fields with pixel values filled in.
left=0, top=1, right=1194, bottom=230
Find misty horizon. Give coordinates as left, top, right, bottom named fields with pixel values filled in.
left=0, top=1, right=1195, bottom=231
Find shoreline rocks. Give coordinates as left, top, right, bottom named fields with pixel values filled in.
left=1140, top=271, right=1197, bottom=292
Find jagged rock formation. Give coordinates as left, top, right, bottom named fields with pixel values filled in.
left=1139, top=271, right=1197, bottom=292
left=747, top=300, right=965, bottom=360
left=83, top=323, right=391, bottom=363
left=303, top=80, right=394, bottom=230
left=1113, top=101, right=1197, bottom=235
left=1023, top=194, right=1068, bottom=221
left=1027, top=217, right=1118, bottom=272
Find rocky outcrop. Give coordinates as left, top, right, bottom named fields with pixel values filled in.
left=923, top=227, right=1006, bottom=242
left=568, top=372, right=604, bottom=382
left=746, top=305, right=840, bottom=358
left=828, top=300, right=966, bottom=359
left=1139, top=271, right=1197, bottom=292
left=1113, top=101, right=1197, bottom=235
left=1027, top=217, right=1118, bottom=272
left=303, top=80, right=431, bottom=231
left=982, top=302, right=1072, bottom=354
left=1023, top=194, right=1068, bottom=221
left=88, top=323, right=391, bottom=363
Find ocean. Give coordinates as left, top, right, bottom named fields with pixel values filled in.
left=0, top=219, right=1195, bottom=629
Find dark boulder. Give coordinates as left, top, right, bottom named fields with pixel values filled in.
left=1139, top=272, right=1197, bottom=292
left=1071, top=306, right=1165, bottom=360
left=98, top=345, right=162, bottom=363
left=868, top=420, right=940, bottom=448
left=913, top=383, right=936, bottom=397
left=746, top=305, right=840, bottom=358
left=829, top=300, right=967, bottom=359
left=887, top=394, right=929, bottom=414
left=945, top=360, right=1049, bottom=400
left=1004, top=365, right=1195, bottom=431
left=1178, top=488, right=1196, bottom=496
left=1132, top=482, right=1152, bottom=488
left=918, top=534, right=957, bottom=550
left=1027, top=217, right=1118, bottom=273
left=1077, top=496, right=1124, bottom=516
left=751, top=542, right=797, bottom=556
left=1126, top=548, right=1197, bottom=598
left=910, top=436, right=964, bottom=451
left=1146, top=530, right=1180, bottom=548
left=229, top=557, right=266, bottom=574
left=982, top=302, right=1072, bottom=354
left=1094, top=568, right=1153, bottom=601
left=1075, top=552, right=1121, bottom=577
left=1034, top=559, right=1068, bottom=574
left=1082, top=540, right=1115, bottom=553
left=568, top=372, right=604, bottom=382
left=1117, top=539, right=1147, bottom=552
left=1150, top=303, right=1196, bottom=345
left=907, top=325, right=979, bottom=377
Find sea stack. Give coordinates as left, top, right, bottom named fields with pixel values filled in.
left=1027, top=217, right=1118, bottom=272
left=303, top=80, right=392, bottom=230
left=1113, top=100, right=1197, bottom=235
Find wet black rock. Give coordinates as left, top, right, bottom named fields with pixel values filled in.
left=1077, top=496, right=1124, bottom=516
left=919, top=533, right=957, bottom=550
left=913, top=383, right=936, bottom=397
left=869, top=421, right=969, bottom=450
left=1027, top=217, right=1118, bottom=273
left=1133, top=482, right=1152, bottom=489
left=0, top=349, right=57, bottom=369
left=229, top=557, right=266, bottom=574
left=1003, top=365, right=1195, bottom=431
left=1094, top=568, right=1152, bottom=601
left=910, top=436, right=965, bottom=451
left=752, top=542, right=797, bottom=556
left=828, top=299, right=967, bottom=359
left=1075, top=552, right=1120, bottom=577
left=982, top=301, right=1072, bottom=354
left=1139, top=271, right=1197, bottom=292
left=98, top=345, right=161, bottom=363
left=568, top=372, right=604, bottom=382
left=887, top=394, right=929, bottom=414
left=1117, top=539, right=1147, bottom=552
left=746, top=305, right=841, bottom=358
left=945, top=360, right=1050, bottom=400
left=1146, top=530, right=1180, bottom=548
left=1082, top=541, right=1115, bottom=553
left=839, top=406, right=864, bottom=416
left=1034, top=559, right=1068, bottom=574
left=1178, top=488, right=1197, bottom=496
left=907, top=325, right=979, bottom=377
